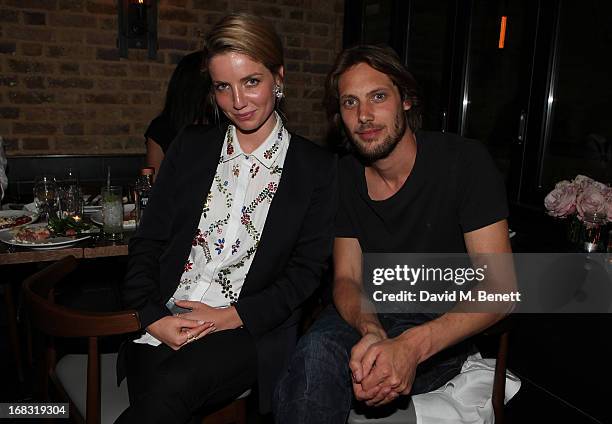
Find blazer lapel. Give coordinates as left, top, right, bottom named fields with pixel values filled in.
left=181, top=126, right=225, bottom=245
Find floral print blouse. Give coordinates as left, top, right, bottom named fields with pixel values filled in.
left=135, top=114, right=289, bottom=346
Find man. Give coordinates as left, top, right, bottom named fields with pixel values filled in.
left=273, top=45, right=512, bottom=423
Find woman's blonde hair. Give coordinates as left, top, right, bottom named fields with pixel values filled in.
left=204, top=13, right=284, bottom=76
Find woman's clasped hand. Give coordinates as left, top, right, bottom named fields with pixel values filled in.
left=146, top=315, right=215, bottom=350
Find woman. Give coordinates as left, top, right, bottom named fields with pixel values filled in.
left=145, top=50, right=209, bottom=176
left=117, top=13, right=337, bottom=423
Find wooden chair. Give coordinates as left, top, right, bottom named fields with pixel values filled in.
left=23, top=255, right=140, bottom=424
left=23, top=255, right=251, bottom=424
left=482, top=316, right=513, bottom=424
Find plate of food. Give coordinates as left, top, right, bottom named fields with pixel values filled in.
left=0, top=210, right=39, bottom=232
left=90, top=204, right=136, bottom=230
left=0, top=217, right=97, bottom=250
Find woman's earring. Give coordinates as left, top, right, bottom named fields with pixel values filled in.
left=273, top=84, right=284, bottom=99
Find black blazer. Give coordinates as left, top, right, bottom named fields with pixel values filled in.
left=121, top=124, right=337, bottom=411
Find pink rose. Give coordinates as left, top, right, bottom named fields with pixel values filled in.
left=573, top=174, right=608, bottom=192
left=576, top=184, right=606, bottom=219
left=544, top=184, right=577, bottom=218
left=554, top=180, right=573, bottom=189
left=605, top=188, right=612, bottom=222
left=573, top=175, right=595, bottom=190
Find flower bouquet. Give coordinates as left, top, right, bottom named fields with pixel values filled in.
left=544, top=175, right=611, bottom=250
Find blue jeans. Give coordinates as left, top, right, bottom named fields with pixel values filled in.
left=273, top=305, right=470, bottom=424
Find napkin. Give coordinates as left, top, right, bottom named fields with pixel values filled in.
left=411, top=353, right=521, bottom=424
left=24, top=202, right=38, bottom=213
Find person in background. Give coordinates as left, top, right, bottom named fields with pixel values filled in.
left=145, top=51, right=209, bottom=177
left=117, top=13, right=336, bottom=423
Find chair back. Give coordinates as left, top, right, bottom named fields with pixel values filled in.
left=480, top=316, right=513, bottom=424
left=23, top=255, right=140, bottom=424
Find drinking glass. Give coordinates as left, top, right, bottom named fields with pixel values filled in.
left=33, top=175, right=58, bottom=221
left=101, top=186, right=123, bottom=241
left=58, top=168, right=83, bottom=219
left=59, top=185, right=83, bottom=219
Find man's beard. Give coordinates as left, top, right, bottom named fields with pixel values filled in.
left=348, top=111, right=407, bottom=163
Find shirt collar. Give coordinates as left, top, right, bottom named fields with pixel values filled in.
left=221, top=113, right=287, bottom=168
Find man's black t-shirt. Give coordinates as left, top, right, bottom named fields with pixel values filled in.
left=335, top=131, right=509, bottom=253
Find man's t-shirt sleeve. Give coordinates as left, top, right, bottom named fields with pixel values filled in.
left=458, top=141, right=509, bottom=233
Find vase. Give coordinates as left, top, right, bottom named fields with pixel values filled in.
left=579, top=212, right=608, bottom=252
left=566, top=216, right=582, bottom=246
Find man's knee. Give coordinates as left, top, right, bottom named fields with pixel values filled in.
left=273, top=312, right=358, bottom=423
left=277, top=324, right=354, bottom=403
left=296, top=326, right=352, bottom=369
left=274, top=329, right=354, bottom=424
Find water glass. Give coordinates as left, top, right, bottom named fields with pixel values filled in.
left=59, top=184, right=83, bottom=219
left=57, top=168, right=82, bottom=217
left=101, top=186, right=123, bottom=241
left=33, top=175, right=58, bottom=221
left=58, top=169, right=81, bottom=218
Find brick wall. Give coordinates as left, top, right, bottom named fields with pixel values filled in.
left=0, top=0, right=344, bottom=156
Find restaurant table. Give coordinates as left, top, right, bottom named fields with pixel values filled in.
left=0, top=232, right=132, bottom=265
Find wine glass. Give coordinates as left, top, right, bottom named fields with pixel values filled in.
left=58, top=168, right=83, bottom=219
left=33, top=175, right=58, bottom=221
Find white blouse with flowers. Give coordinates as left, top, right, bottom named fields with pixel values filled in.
left=135, top=114, right=290, bottom=346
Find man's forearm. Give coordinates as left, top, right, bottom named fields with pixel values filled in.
left=333, top=277, right=386, bottom=338
left=398, top=312, right=502, bottom=364
left=396, top=221, right=513, bottom=364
